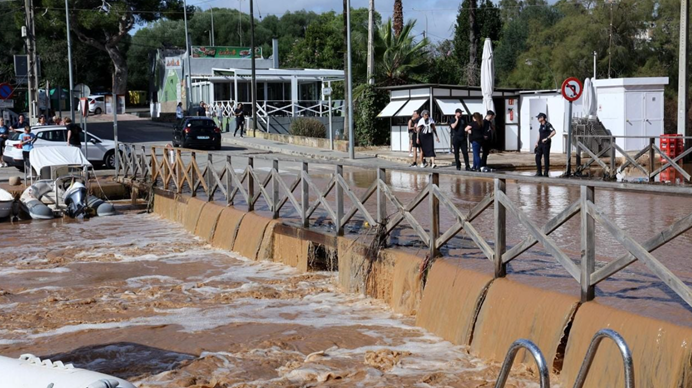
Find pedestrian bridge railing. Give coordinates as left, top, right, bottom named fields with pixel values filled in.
left=115, top=144, right=692, bottom=309
left=573, top=135, right=692, bottom=182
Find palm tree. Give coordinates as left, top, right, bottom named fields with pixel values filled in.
left=393, top=0, right=404, bottom=37
left=378, top=18, right=429, bottom=86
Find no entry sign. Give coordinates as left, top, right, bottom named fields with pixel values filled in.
left=561, top=77, right=583, bottom=102
left=0, top=83, right=13, bottom=100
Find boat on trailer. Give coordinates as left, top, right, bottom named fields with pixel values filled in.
left=19, top=147, right=116, bottom=220
left=0, top=189, right=13, bottom=219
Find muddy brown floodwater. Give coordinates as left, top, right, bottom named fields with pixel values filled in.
left=0, top=214, right=546, bottom=387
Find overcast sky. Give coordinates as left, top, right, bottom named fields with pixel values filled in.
left=195, top=0, right=459, bottom=43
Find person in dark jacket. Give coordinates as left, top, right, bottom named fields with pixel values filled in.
left=196, top=101, right=206, bottom=116
left=480, top=110, right=495, bottom=171
left=534, top=113, right=556, bottom=177
left=465, top=112, right=485, bottom=171
left=233, top=103, right=245, bottom=137
left=450, top=108, right=469, bottom=171
left=65, top=118, right=82, bottom=148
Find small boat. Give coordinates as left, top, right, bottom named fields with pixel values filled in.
left=0, top=189, right=13, bottom=219
left=0, top=354, right=136, bottom=387
left=19, top=146, right=116, bottom=220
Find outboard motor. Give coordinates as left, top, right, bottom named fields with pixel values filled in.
left=63, top=181, right=88, bottom=218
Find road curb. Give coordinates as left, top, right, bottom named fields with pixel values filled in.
left=221, top=137, right=375, bottom=162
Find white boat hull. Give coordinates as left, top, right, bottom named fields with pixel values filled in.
left=0, top=190, right=13, bottom=219
left=0, top=354, right=136, bottom=388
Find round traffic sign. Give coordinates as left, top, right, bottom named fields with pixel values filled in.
left=0, top=83, right=14, bottom=100
left=561, top=77, right=583, bottom=102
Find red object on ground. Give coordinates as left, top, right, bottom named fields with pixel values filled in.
left=659, top=134, right=684, bottom=182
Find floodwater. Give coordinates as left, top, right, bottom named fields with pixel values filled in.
left=0, top=214, right=544, bottom=387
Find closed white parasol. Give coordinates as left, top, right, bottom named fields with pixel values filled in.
left=582, top=78, right=598, bottom=119
left=481, top=38, right=495, bottom=113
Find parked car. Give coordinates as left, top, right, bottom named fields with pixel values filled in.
left=88, top=95, right=105, bottom=114
left=173, top=117, right=222, bottom=150
left=3, top=125, right=118, bottom=170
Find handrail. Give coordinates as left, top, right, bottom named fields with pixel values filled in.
left=494, top=339, right=550, bottom=388
left=572, top=329, right=634, bottom=388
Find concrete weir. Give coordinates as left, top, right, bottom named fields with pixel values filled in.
left=152, top=193, right=692, bottom=386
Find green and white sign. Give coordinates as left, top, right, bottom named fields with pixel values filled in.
left=191, top=46, right=262, bottom=59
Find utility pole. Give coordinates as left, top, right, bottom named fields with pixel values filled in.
left=210, top=7, right=215, bottom=46
left=346, top=0, right=354, bottom=159
left=24, top=0, right=39, bottom=124
left=250, top=0, right=257, bottom=135
left=679, top=0, right=690, bottom=150
left=183, top=0, right=192, bottom=113
left=607, top=0, right=615, bottom=78
left=366, top=0, right=375, bottom=85
left=65, top=0, right=75, bottom=122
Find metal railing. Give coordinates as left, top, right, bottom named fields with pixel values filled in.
left=574, top=135, right=692, bottom=182
left=115, top=145, right=692, bottom=309
left=573, top=329, right=634, bottom=388
left=494, top=339, right=550, bottom=388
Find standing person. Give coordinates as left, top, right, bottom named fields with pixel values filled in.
left=480, top=110, right=496, bottom=171
left=196, top=101, right=206, bottom=116
left=176, top=102, right=184, bottom=120
left=534, top=113, right=555, bottom=177
left=65, top=118, right=82, bottom=148
left=417, top=110, right=440, bottom=168
left=38, top=115, right=47, bottom=126
left=233, top=103, right=245, bottom=137
left=53, top=116, right=62, bottom=126
left=216, top=102, right=224, bottom=131
left=10, top=114, right=25, bottom=131
left=0, top=118, right=8, bottom=167
left=465, top=112, right=485, bottom=171
left=20, top=125, right=36, bottom=174
left=408, top=110, right=420, bottom=166
left=450, top=108, right=470, bottom=171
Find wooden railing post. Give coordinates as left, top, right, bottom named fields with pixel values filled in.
left=581, top=185, right=596, bottom=301
left=247, top=156, right=255, bottom=211
left=175, top=149, right=182, bottom=194
left=648, top=137, right=655, bottom=176
left=335, top=165, right=344, bottom=236
left=190, top=152, right=197, bottom=197
left=610, top=137, right=616, bottom=178
left=301, top=162, right=309, bottom=227
left=429, top=172, right=440, bottom=258
left=141, top=145, right=148, bottom=180
left=494, top=178, right=507, bottom=277
left=151, top=146, right=157, bottom=184
left=377, top=168, right=386, bottom=225
left=272, top=159, right=280, bottom=219
left=206, top=153, right=213, bottom=199
left=226, top=155, right=233, bottom=205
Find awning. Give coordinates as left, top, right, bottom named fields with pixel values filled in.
left=395, top=98, right=428, bottom=117
left=461, top=99, right=485, bottom=115
left=435, top=99, right=465, bottom=115
left=377, top=99, right=408, bottom=118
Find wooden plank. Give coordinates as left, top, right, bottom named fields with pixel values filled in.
left=613, top=143, right=648, bottom=176
left=577, top=141, right=610, bottom=171
left=306, top=176, right=336, bottom=219
left=304, top=173, right=337, bottom=223
left=578, top=142, right=611, bottom=170
left=335, top=165, right=344, bottom=235
left=502, top=200, right=581, bottom=263
left=377, top=168, right=387, bottom=225
left=273, top=170, right=302, bottom=216
left=619, top=144, right=652, bottom=172
left=275, top=174, right=301, bottom=214
left=384, top=184, right=428, bottom=233
left=650, top=146, right=692, bottom=180
left=341, top=180, right=377, bottom=226
left=247, top=157, right=255, bottom=211
left=225, top=155, right=233, bottom=205
left=249, top=168, right=275, bottom=211
left=228, top=163, right=250, bottom=204
left=272, top=160, right=280, bottom=219
left=591, top=212, right=692, bottom=285
left=380, top=182, right=429, bottom=244
left=429, top=173, right=440, bottom=258
left=586, top=201, right=692, bottom=307
left=653, top=145, right=691, bottom=180
left=498, top=191, right=581, bottom=281
left=431, top=185, right=494, bottom=261
left=335, top=174, right=376, bottom=227
left=435, top=193, right=493, bottom=249
left=208, top=164, right=228, bottom=199
left=494, top=178, right=507, bottom=277
left=580, top=186, right=595, bottom=301
left=302, top=162, right=309, bottom=227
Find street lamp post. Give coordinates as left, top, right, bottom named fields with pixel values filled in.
left=250, top=0, right=257, bottom=136
left=65, top=0, right=75, bottom=122
left=346, top=0, right=355, bottom=159
left=525, top=58, right=558, bottom=90
left=183, top=0, right=192, bottom=113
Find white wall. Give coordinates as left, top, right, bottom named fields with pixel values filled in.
left=519, top=93, right=575, bottom=153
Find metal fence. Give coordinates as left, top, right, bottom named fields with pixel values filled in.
left=574, top=135, right=692, bottom=182
left=115, top=144, right=692, bottom=308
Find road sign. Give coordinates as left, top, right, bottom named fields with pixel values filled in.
left=323, top=87, right=333, bottom=97
left=0, top=83, right=14, bottom=100
left=0, top=100, right=14, bottom=109
left=74, top=83, right=91, bottom=97
left=561, top=77, right=583, bottom=102
left=79, top=98, right=88, bottom=117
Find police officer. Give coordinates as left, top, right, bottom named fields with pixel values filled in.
left=534, top=113, right=555, bottom=177
left=450, top=108, right=469, bottom=171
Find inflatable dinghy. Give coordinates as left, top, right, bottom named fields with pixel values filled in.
left=0, top=189, right=13, bottom=219
left=0, top=354, right=136, bottom=388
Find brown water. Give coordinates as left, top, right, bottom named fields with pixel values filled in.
left=0, top=214, right=548, bottom=387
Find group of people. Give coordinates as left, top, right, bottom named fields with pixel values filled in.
left=407, top=109, right=496, bottom=171
left=407, top=109, right=556, bottom=176
left=0, top=113, right=84, bottom=172
left=176, top=101, right=246, bottom=137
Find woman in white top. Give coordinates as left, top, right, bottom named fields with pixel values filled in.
left=416, top=110, right=440, bottom=168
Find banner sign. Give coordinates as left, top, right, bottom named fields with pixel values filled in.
left=165, top=56, right=182, bottom=69
left=191, top=46, right=262, bottom=59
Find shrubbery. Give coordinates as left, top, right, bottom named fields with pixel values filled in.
left=290, top=118, right=327, bottom=138
left=354, top=84, right=389, bottom=146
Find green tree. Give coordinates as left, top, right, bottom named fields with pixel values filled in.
left=452, top=0, right=503, bottom=85
left=425, top=40, right=461, bottom=85
left=377, top=19, right=429, bottom=86
left=354, top=84, right=389, bottom=146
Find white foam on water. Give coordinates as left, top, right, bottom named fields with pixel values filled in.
left=0, top=266, right=71, bottom=276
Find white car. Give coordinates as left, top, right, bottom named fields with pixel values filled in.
left=3, top=125, right=118, bottom=170
left=88, top=95, right=105, bottom=114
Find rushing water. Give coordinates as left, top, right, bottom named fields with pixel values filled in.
left=0, top=214, right=546, bottom=387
